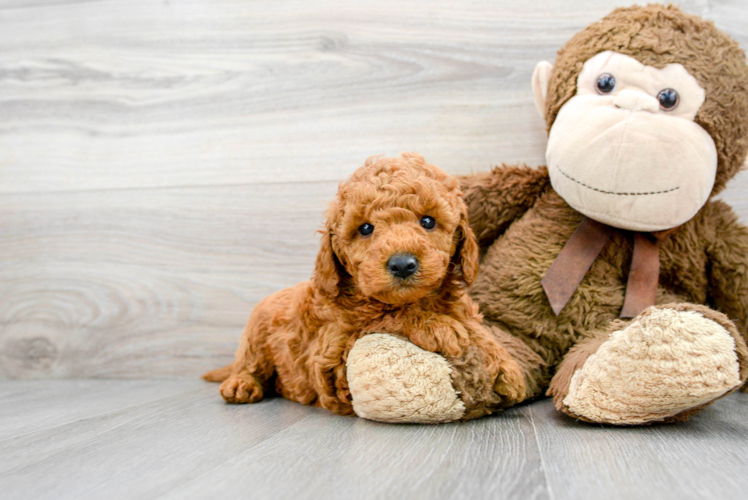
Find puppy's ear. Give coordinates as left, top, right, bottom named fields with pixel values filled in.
left=312, top=223, right=346, bottom=298
left=451, top=204, right=480, bottom=286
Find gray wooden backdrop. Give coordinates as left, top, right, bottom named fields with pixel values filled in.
left=1, top=0, right=747, bottom=379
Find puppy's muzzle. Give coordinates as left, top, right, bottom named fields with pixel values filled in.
left=387, top=253, right=419, bottom=279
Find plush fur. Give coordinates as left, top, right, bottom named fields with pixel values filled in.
left=544, top=4, right=748, bottom=195
left=560, top=304, right=743, bottom=424
left=203, top=153, right=525, bottom=419
left=461, top=5, right=748, bottom=424
left=347, top=334, right=467, bottom=423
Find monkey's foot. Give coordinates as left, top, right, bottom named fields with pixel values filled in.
left=561, top=304, right=746, bottom=425
left=346, top=333, right=465, bottom=423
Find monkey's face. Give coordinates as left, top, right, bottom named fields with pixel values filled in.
left=537, top=51, right=718, bottom=232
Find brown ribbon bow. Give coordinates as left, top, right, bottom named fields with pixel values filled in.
left=541, top=217, right=677, bottom=319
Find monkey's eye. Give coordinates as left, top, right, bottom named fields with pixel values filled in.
left=595, top=73, right=616, bottom=94
left=420, top=216, right=436, bottom=230
left=358, top=223, right=374, bottom=236
left=657, top=88, right=679, bottom=110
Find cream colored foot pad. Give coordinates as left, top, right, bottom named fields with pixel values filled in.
left=564, top=308, right=741, bottom=424
left=347, top=333, right=465, bottom=423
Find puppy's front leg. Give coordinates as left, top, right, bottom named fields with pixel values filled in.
left=404, top=316, right=526, bottom=419
left=444, top=319, right=527, bottom=419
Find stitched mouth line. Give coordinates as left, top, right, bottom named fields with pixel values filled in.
left=556, top=165, right=679, bottom=196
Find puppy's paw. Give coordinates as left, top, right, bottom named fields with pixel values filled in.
left=493, top=355, right=527, bottom=404
left=346, top=333, right=465, bottom=423
left=219, top=374, right=264, bottom=404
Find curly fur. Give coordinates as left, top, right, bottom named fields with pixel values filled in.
left=203, top=153, right=525, bottom=419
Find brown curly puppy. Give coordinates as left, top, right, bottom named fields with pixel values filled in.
left=203, top=153, right=525, bottom=421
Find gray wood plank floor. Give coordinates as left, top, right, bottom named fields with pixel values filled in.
left=0, top=380, right=746, bottom=500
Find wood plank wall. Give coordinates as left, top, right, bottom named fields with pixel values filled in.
left=1, top=0, right=747, bottom=379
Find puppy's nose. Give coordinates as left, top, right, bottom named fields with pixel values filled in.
left=387, top=253, right=419, bottom=279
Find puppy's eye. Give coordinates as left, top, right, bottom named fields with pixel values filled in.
left=657, top=88, right=679, bottom=110
left=420, top=216, right=436, bottom=230
left=596, top=73, right=616, bottom=94
left=358, top=223, right=374, bottom=236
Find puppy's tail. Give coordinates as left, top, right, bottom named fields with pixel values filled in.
left=201, top=364, right=233, bottom=383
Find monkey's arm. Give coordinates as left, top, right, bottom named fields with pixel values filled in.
left=459, top=165, right=550, bottom=246
left=705, top=202, right=748, bottom=389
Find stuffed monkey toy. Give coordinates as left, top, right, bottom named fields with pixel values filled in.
left=458, top=4, right=748, bottom=424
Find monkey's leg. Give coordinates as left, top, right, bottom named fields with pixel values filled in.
left=346, top=333, right=467, bottom=423
left=346, top=322, right=538, bottom=423
left=219, top=308, right=276, bottom=404
left=548, top=303, right=748, bottom=425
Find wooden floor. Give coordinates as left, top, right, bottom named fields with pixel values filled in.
left=0, top=379, right=746, bottom=500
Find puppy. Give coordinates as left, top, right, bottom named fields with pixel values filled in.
left=203, top=153, right=525, bottom=420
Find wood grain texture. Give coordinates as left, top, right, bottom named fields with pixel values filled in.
left=0, top=380, right=313, bottom=500
left=1, top=379, right=747, bottom=500
left=0, top=182, right=333, bottom=378
left=0, top=379, right=197, bottom=440
left=161, top=402, right=548, bottom=500
left=527, top=394, right=748, bottom=500
left=1, top=0, right=747, bottom=378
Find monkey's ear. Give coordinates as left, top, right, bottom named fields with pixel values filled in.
left=532, top=61, right=553, bottom=119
